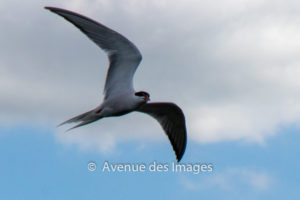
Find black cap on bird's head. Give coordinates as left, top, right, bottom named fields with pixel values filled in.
left=135, top=91, right=150, bottom=101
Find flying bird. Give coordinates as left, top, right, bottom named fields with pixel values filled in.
left=45, top=7, right=187, bottom=162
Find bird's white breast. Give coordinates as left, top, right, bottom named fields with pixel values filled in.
left=100, top=92, right=141, bottom=117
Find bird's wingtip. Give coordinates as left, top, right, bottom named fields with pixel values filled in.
left=176, top=155, right=183, bottom=163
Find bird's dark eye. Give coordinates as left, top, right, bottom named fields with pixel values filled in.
left=135, top=91, right=150, bottom=98
left=135, top=92, right=144, bottom=97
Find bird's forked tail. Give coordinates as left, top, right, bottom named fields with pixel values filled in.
left=58, top=108, right=102, bottom=132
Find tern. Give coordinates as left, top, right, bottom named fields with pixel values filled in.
left=45, top=7, right=187, bottom=162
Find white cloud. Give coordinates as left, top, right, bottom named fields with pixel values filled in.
left=181, top=168, right=273, bottom=191
left=1, top=0, right=300, bottom=153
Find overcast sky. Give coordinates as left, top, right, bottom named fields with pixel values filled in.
left=1, top=0, right=300, bottom=199
left=1, top=0, right=300, bottom=151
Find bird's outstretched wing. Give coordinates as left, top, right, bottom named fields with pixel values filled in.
left=45, top=7, right=142, bottom=98
left=137, top=102, right=187, bottom=162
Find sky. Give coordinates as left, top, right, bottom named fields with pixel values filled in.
left=1, top=0, right=300, bottom=199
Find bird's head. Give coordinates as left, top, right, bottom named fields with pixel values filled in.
left=135, top=91, right=150, bottom=102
